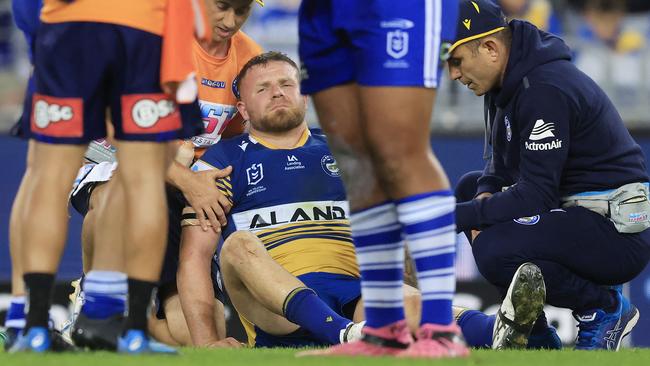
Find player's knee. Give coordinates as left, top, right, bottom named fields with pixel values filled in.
left=221, top=231, right=264, bottom=265
left=472, top=234, right=509, bottom=284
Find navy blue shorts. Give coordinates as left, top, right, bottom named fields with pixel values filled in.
left=298, top=0, right=458, bottom=94
left=28, top=21, right=202, bottom=143
left=254, top=272, right=361, bottom=348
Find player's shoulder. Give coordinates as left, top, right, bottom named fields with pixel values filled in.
left=195, top=134, right=248, bottom=167
left=306, top=128, right=329, bottom=145
left=232, top=31, right=263, bottom=58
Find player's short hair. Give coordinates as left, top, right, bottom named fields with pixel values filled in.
left=234, top=51, right=300, bottom=100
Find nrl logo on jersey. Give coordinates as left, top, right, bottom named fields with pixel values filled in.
left=246, top=163, right=264, bottom=185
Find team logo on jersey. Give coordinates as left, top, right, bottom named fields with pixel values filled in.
left=246, top=163, right=264, bottom=185
left=321, top=155, right=341, bottom=177
left=528, top=119, right=555, bottom=141
left=121, top=93, right=181, bottom=134
left=505, top=116, right=512, bottom=142
left=31, top=94, right=83, bottom=137
left=387, top=30, right=409, bottom=59
left=513, top=215, right=540, bottom=225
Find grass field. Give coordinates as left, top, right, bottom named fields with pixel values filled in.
left=1, top=348, right=650, bottom=366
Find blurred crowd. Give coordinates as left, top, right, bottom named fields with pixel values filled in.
left=1, top=0, right=649, bottom=133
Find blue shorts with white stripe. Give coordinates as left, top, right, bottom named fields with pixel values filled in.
left=298, top=0, right=458, bottom=94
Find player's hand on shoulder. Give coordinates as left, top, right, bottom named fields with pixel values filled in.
left=183, top=166, right=233, bottom=233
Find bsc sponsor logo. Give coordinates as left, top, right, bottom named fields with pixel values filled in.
left=31, top=94, right=83, bottom=137
left=131, top=99, right=175, bottom=128
left=122, top=93, right=182, bottom=134
left=525, top=139, right=563, bottom=151
left=249, top=204, right=347, bottom=229
left=513, top=215, right=540, bottom=225
left=321, top=155, right=340, bottom=177
left=33, top=100, right=74, bottom=128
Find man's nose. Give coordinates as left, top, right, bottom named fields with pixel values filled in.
left=449, top=66, right=462, bottom=80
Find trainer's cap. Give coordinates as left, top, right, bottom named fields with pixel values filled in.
left=449, top=0, right=508, bottom=53
left=255, top=0, right=264, bottom=5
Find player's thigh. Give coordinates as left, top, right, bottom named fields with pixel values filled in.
left=221, top=271, right=299, bottom=336
left=30, top=142, right=87, bottom=188
left=311, top=85, right=364, bottom=153
left=113, top=141, right=170, bottom=186
left=346, top=0, right=456, bottom=156
left=359, top=86, right=436, bottom=156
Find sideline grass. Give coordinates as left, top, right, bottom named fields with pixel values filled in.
left=1, top=347, right=650, bottom=366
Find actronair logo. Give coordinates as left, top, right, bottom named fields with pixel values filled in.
left=525, top=139, right=562, bottom=151
left=529, top=119, right=555, bottom=141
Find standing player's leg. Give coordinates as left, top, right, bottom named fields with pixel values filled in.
left=72, top=174, right=129, bottom=350
left=14, top=142, right=87, bottom=352
left=3, top=141, right=35, bottom=349
left=114, top=141, right=170, bottom=333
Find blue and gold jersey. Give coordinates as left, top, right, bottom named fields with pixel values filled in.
left=192, top=128, right=359, bottom=278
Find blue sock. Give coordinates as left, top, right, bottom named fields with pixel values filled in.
left=456, top=310, right=495, bottom=348
left=283, top=287, right=351, bottom=345
left=81, top=271, right=127, bottom=319
left=396, top=190, right=456, bottom=325
left=351, top=202, right=405, bottom=328
left=4, top=296, right=26, bottom=332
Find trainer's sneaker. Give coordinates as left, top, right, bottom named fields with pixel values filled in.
left=573, top=291, right=639, bottom=350
left=340, top=321, right=366, bottom=343
left=117, top=330, right=177, bottom=354
left=8, top=327, right=51, bottom=353
left=297, top=320, right=412, bottom=357
left=492, top=262, right=546, bottom=350
left=398, top=322, right=469, bottom=358
left=72, top=313, right=123, bottom=350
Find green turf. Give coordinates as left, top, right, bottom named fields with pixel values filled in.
left=1, top=348, right=650, bottom=366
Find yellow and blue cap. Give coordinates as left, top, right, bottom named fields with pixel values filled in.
left=449, top=0, right=508, bottom=53
left=255, top=0, right=264, bottom=5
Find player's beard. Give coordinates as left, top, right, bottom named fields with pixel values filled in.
left=253, top=105, right=306, bottom=133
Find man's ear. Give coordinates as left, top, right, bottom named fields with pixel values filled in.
left=236, top=101, right=249, bottom=121
left=483, top=39, right=500, bottom=59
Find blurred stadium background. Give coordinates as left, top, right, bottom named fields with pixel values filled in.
left=0, top=0, right=649, bottom=348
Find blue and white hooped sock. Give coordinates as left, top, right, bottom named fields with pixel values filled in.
left=351, top=202, right=405, bottom=329
left=396, top=190, right=457, bottom=326
left=4, top=296, right=26, bottom=331
left=81, top=270, right=127, bottom=319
